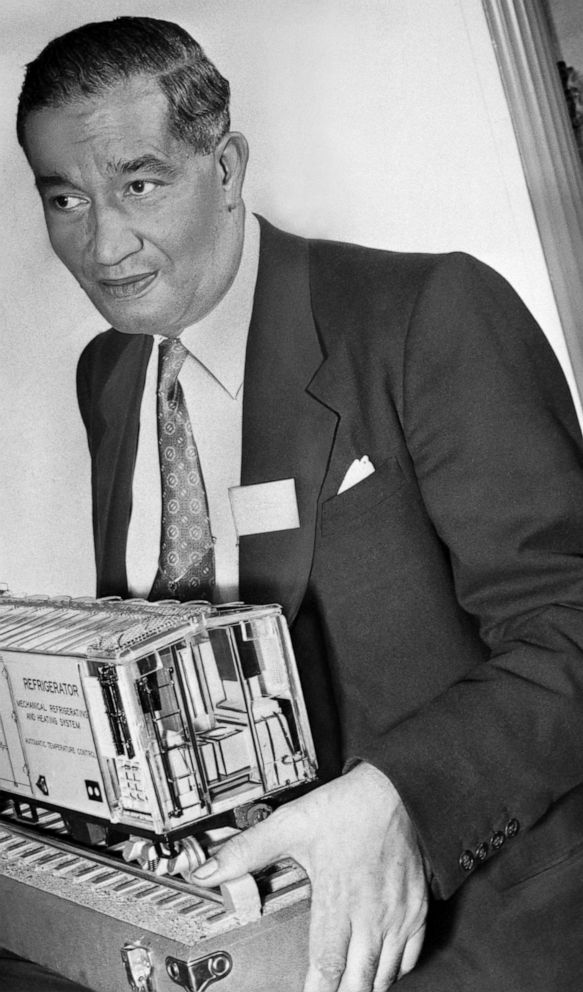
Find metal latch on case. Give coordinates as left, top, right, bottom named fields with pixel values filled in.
left=121, top=942, right=155, bottom=991
left=166, top=952, right=232, bottom=991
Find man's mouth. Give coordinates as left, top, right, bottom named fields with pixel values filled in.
left=99, top=272, right=157, bottom=299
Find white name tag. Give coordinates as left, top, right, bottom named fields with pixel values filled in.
left=229, top=479, right=300, bottom=537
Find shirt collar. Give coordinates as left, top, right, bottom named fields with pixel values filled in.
left=175, top=211, right=260, bottom=399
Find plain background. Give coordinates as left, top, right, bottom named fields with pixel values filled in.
left=547, top=0, right=583, bottom=67
left=0, top=0, right=576, bottom=596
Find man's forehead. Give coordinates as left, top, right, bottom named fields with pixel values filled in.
left=25, top=78, right=188, bottom=178
left=47, top=78, right=167, bottom=129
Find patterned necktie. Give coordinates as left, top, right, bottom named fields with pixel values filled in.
left=149, top=338, right=215, bottom=601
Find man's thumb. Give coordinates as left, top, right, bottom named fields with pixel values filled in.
left=191, top=817, right=282, bottom=886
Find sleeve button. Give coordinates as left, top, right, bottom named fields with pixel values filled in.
left=491, top=830, right=505, bottom=850
left=505, top=818, right=520, bottom=838
left=475, top=842, right=489, bottom=862
left=459, top=850, right=475, bottom=872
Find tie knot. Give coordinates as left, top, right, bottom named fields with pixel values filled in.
left=158, top=337, right=189, bottom=394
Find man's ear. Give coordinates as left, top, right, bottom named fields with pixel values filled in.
left=215, top=132, right=249, bottom=210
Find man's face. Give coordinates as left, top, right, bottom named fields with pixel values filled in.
left=23, top=77, right=241, bottom=336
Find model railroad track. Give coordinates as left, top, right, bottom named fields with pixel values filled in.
left=0, top=803, right=310, bottom=937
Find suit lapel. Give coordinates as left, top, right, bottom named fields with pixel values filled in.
left=92, top=221, right=350, bottom=615
left=239, top=219, right=338, bottom=622
left=93, top=332, right=152, bottom=597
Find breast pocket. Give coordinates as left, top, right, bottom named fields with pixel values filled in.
left=320, top=456, right=407, bottom=536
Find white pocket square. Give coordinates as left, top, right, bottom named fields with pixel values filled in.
left=337, top=456, right=375, bottom=494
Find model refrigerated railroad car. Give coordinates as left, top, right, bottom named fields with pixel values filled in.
left=0, top=593, right=317, bottom=855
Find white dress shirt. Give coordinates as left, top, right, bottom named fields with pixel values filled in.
left=126, top=213, right=260, bottom=602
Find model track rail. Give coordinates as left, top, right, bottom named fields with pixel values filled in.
left=0, top=802, right=310, bottom=945
left=0, top=808, right=223, bottom=903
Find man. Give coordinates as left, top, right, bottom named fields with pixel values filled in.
left=13, top=15, right=583, bottom=992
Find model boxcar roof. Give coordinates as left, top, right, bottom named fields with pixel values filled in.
left=0, top=594, right=212, bottom=658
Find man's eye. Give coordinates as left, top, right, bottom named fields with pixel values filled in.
left=127, top=180, right=158, bottom=197
left=51, top=194, right=86, bottom=212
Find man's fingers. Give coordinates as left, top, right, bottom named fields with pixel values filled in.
left=302, top=886, right=351, bottom=992
left=302, top=921, right=424, bottom=992
left=337, top=930, right=383, bottom=992
left=303, top=917, right=415, bottom=992
left=304, top=951, right=349, bottom=992
left=397, top=923, right=426, bottom=980
left=338, top=917, right=427, bottom=992
left=364, top=932, right=405, bottom=992
left=191, top=813, right=286, bottom=885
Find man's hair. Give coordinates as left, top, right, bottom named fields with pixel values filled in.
left=16, top=16, right=230, bottom=155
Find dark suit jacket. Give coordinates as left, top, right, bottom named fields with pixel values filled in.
left=78, top=218, right=583, bottom=989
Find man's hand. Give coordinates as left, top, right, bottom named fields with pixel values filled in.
left=193, top=761, right=428, bottom=991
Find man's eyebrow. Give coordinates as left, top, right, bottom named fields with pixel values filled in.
left=35, top=173, right=78, bottom=192
left=106, top=155, right=180, bottom=178
left=34, top=157, right=180, bottom=192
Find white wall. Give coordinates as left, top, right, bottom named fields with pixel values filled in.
left=0, top=0, right=574, bottom=596
left=545, top=0, right=583, bottom=69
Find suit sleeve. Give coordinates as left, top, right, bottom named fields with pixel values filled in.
left=76, top=340, right=93, bottom=440
left=364, top=253, right=583, bottom=900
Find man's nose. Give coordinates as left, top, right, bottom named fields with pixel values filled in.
left=90, top=204, right=142, bottom=266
